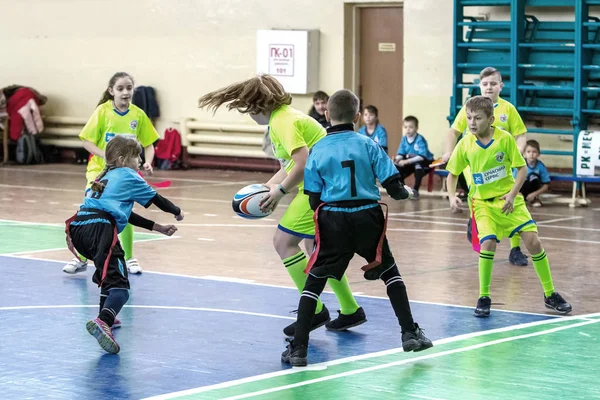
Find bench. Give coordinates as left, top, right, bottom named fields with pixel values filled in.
left=431, top=169, right=598, bottom=207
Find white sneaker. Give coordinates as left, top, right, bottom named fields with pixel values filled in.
left=126, top=258, right=142, bottom=274
left=63, top=258, right=88, bottom=274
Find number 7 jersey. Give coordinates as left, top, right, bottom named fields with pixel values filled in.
left=304, top=126, right=398, bottom=203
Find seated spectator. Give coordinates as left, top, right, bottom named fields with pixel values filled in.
left=308, top=91, right=330, bottom=128
left=394, top=116, right=433, bottom=200
left=358, top=105, right=388, bottom=153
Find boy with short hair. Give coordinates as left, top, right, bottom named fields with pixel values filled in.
left=445, top=96, right=571, bottom=318
left=281, top=89, right=432, bottom=367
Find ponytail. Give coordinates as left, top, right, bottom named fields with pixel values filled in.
left=97, top=90, right=113, bottom=106
left=90, top=166, right=112, bottom=193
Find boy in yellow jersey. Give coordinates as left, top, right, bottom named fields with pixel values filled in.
left=445, top=96, right=571, bottom=317
left=442, top=67, right=529, bottom=266
left=198, top=75, right=365, bottom=337
left=63, top=72, right=159, bottom=277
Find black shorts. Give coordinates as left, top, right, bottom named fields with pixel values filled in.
left=68, top=209, right=129, bottom=290
left=308, top=204, right=395, bottom=281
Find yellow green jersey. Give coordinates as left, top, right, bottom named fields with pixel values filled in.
left=269, top=105, right=326, bottom=176
left=79, top=100, right=159, bottom=174
left=446, top=127, right=526, bottom=200
left=451, top=97, right=527, bottom=137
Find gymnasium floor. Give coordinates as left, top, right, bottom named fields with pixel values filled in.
left=1, top=164, right=599, bottom=400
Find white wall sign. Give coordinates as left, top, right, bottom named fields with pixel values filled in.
left=257, top=30, right=320, bottom=94
left=576, top=130, right=600, bottom=176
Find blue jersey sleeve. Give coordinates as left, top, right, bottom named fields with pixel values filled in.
left=415, top=135, right=433, bottom=160
left=376, top=125, right=388, bottom=148
left=126, top=170, right=157, bottom=206
left=396, top=136, right=408, bottom=156
left=370, top=141, right=398, bottom=183
left=304, top=151, right=324, bottom=194
left=538, top=162, right=551, bottom=184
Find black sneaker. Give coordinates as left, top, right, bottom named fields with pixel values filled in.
left=544, top=292, right=572, bottom=314
left=509, top=247, right=528, bottom=266
left=325, top=307, right=367, bottom=331
left=474, top=296, right=491, bottom=317
left=281, top=338, right=308, bottom=367
left=283, top=305, right=330, bottom=337
left=401, top=323, right=433, bottom=352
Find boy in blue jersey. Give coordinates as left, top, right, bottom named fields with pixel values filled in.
left=65, top=136, right=184, bottom=354
left=281, top=89, right=433, bottom=367
left=519, top=140, right=550, bottom=207
left=394, top=116, right=434, bottom=199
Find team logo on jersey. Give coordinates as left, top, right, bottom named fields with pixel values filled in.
left=130, top=120, right=138, bottom=130
left=495, top=152, right=505, bottom=162
left=414, top=144, right=420, bottom=151
left=499, top=114, right=508, bottom=123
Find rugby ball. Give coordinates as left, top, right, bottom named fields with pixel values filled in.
left=232, top=184, right=273, bottom=219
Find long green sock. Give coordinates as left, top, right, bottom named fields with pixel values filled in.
left=283, top=252, right=324, bottom=313
left=327, top=275, right=360, bottom=315
left=531, top=249, right=555, bottom=297
left=119, top=223, right=134, bottom=261
left=479, top=250, right=495, bottom=297
left=510, top=234, right=521, bottom=249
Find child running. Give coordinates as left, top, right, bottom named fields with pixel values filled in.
left=65, top=136, right=183, bottom=354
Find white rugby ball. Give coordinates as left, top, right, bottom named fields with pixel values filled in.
left=232, top=184, right=273, bottom=219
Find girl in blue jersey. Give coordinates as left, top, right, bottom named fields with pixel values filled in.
left=65, top=135, right=183, bottom=354
left=358, top=105, right=388, bottom=153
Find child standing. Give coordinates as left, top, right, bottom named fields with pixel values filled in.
left=394, top=116, right=434, bottom=199
left=65, top=136, right=183, bottom=354
left=445, top=96, right=571, bottom=317
left=198, top=75, right=365, bottom=337
left=520, top=140, right=550, bottom=207
left=358, top=105, right=388, bottom=153
left=443, top=67, right=530, bottom=266
left=63, top=72, right=160, bottom=275
left=282, top=89, right=432, bottom=367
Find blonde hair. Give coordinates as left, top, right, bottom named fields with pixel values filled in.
left=90, top=135, right=141, bottom=193
left=480, top=67, right=502, bottom=81
left=465, top=96, right=494, bottom=118
left=197, top=74, right=292, bottom=115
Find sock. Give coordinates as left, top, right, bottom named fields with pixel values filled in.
left=283, top=252, right=324, bottom=314
left=479, top=250, right=495, bottom=297
left=294, top=276, right=327, bottom=348
left=531, top=250, right=555, bottom=297
left=99, top=288, right=109, bottom=312
left=327, top=275, right=360, bottom=315
left=99, top=288, right=130, bottom=327
left=413, top=168, right=425, bottom=191
left=119, top=223, right=134, bottom=260
left=510, top=235, right=521, bottom=249
left=380, top=265, right=415, bottom=332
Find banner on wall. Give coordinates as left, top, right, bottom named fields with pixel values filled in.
left=576, top=130, right=600, bottom=176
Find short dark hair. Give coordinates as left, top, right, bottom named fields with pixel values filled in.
left=312, top=90, right=329, bottom=102
left=480, top=67, right=502, bottom=81
left=526, top=139, right=541, bottom=152
left=364, top=105, right=378, bottom=117
left=403, top=115, right=419, bottom=128
left=327, top=89, right=360, bottom=123
left=465, top=96, right=494, bottom=118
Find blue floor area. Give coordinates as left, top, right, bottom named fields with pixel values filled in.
left=0, top=255, right=555, bottom=399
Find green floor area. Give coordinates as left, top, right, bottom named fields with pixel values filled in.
left=175, top=318, right=600, bottom=400
left=0, top=220, right=164, bottom=255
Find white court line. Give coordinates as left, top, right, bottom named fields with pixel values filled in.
left=539, top=236, right=600, bottom=245
left=0, top=184, right=81, bottom=193
left=389, top=207, right=450, bottom=216
left=217, top=319, right=600, bottom=400
left=388, top=217, right=465, bottom=227
left=537, top=216, right=583, bottom=225
left=142, top=314, right=599, bottom=400
left=0, top=304, right=295, bottom=320
left=538, top=224, right=600, bottom=232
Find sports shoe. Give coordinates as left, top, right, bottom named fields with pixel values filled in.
left=544, top=292, right=572, bottom=314
left=63, top=258, right=88, bottom=274
left=112, top=318, right=121, bottom=329
left=509, top=247, right=528, bottom=266
left=281, top=338, right=308, bottom=367
left=325, top=307, right=367, bottom=331
left=86, top=318, right=120, bottom=354
left=283, top=305, right=330, bottom=337
left=401, top=323, right=433, bottom=352
left=474, top=296, right=492, bottom=317
left=532, top=199, right=543, bottom=208
left=126, top=258, right=142, bottom=274
left=411, top=190, right=420, bottom=200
